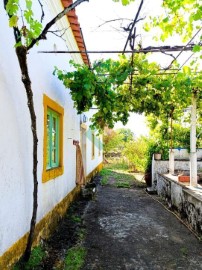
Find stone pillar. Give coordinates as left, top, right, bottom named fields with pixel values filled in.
left=152, top=154, right=155, bottom=186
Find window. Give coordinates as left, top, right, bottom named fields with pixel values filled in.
left=92, top=131, right=95, bottom=159
left=98, top=136, right=102, bottom=156
left=43, top=95, right=64, bottom=182
left=47, top=108, right=60, bottom=169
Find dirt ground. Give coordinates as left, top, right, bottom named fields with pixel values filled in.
left=35, top=171, right=202, bottom=270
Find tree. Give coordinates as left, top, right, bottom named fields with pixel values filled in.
left=103, top=127, right=134, bottom=156
left=104, top=127, right=147, bottom=172
left=117, top=128, right=134, bottom=142
left=123, top=136, right=148, bottom=172
left=103, top=128, right=124, bottom=156
left=4, top=0, right=88, bottom=261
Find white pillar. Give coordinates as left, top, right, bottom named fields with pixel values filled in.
left=190, top=93, right=197, bottom=187
left=169, top=149, right=174, bottom=175
left=152, top=154, right=156, bottom=186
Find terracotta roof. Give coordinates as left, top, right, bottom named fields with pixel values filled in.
left=61, top=0, right=90, bottom=66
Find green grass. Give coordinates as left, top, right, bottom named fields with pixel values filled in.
left=106, top=162, right=129, bottom=171
left=100, top=167, right=114, bottom=185
left=116, top=181, right=131, bottom=188
left=64, top=246, right=87, bottom=270
left=100, top=163, right=146, bottom=188
left=13, top=246, right=45, bottom=270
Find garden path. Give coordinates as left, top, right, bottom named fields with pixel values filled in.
left=82, top=175, right=202, bottom=270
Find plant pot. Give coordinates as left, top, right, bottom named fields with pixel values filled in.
left=178, top=175, right=190, bottom=182
left=154, top=153, right=161, bottom=160
left=178, top=175, right=200, bottom=183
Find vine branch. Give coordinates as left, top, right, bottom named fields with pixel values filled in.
left=123, top=0, right=144, bottom=52
left=97, top=18, right=133, bottom=29
left=37, top=0, right=45, bottom=23
left=47, top=28, right=69, bottom=40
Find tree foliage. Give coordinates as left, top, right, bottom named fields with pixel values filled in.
left=5, top=0, right=43, bottom=46
left=103, top=127, right=147, bottom=171
left=123, top=136, right=148, bottom=172
left=103, top=128, right=124, bottom=155
left=118, top=128, right=134, bottom=142
left=113, top=0, right=135, bottom=5
left=145, top=0, right=202, bottom=46
left=103, top=127, right=134, bottom=155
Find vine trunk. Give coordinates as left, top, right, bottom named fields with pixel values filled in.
left=15, top=46, right=38, bottom=262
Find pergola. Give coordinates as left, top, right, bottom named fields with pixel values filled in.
left=39, top=0, right=201, bottom=186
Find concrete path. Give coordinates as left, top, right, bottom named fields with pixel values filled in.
left=82, top=184, right=202, bottom=270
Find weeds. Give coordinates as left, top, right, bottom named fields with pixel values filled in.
left=71, top=215, right=82, bottom=223
left=64, top=246, right=87, bottom=270
left=180, top=247, right=188, bottom=257
left=78, top=228, right=86, bottom=241
left=100, top=168, right=114, bottom=185
left=13, top=246, right=45, bottom=270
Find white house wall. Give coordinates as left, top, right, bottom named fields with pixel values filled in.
left=80, top=111, right=103, bottom=177
left=0, top=0, right=102, bottom=259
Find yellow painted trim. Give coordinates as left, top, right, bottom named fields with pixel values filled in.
left=0, top=186, right=81, bottom=270
left=42, top=94, right=64, bottom=183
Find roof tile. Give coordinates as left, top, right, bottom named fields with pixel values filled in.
left=61, top=0, right=90, bottom=66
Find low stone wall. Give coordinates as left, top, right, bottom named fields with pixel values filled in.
left=152, top=160, right=202, bottom=186
left=157, top=174, right=202, bottom=237
left=173, top=148, right=202, bottom=160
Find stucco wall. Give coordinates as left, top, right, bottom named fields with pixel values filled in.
left=0, top=0, right=102, bottom=258
left=172, top=148, right=202, bottom=160
left=157, top=174, right=202, bottom=236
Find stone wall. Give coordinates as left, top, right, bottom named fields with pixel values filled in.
left=157, top=174, right=202, bottom=237
left=152, top=159, right=202, bottom=185
left=172, top=148, right=202, bottom=160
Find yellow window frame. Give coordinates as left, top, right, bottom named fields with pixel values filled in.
left=42, top=94, right=64, bottom=183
